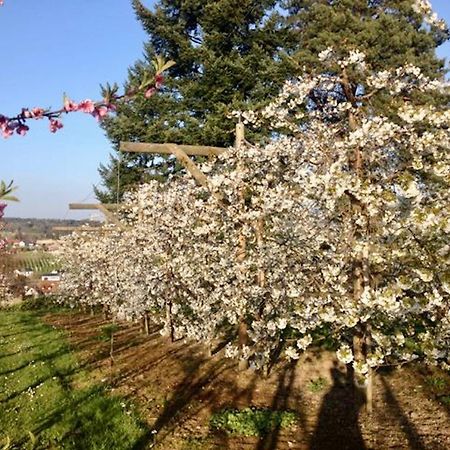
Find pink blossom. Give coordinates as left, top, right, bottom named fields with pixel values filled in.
left=64, top=97, right=78, bottom=112
left=2, top=126, right=12, bottom=138
left=31, top=107, right=45, bottom=119
left=22, top=108, right=33, bottom=119
left=2, top=127, right=13, bottom=138
left=1, top=121, right=16, bottom=138
left=16, top=124, right=29, bottom=136
left=145, top=87, right=157, bottom=98
left=49, top=118, right=64, bottom=133
left=155, top=74, right=164, bottom=89
left=91, top=106, right=109, bottom=122
left=78, top=99, right=95, bottom=114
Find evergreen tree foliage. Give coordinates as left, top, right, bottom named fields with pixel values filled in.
left=98, top=0, right=291, bottom=200
left=97, top=0, right=448, bottom=200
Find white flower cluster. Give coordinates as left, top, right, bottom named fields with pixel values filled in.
left=413, top=0, right=448, bottom=31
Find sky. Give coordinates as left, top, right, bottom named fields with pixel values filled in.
left=1, top=0, right=449, bottom=220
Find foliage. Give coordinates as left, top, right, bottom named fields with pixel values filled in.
left=425, top=375, right=448, bottom=391
left=97, top=0, right=295, bottom=201
left=308, top=377, right=328, bottom=393
left=18, top=296, right=64, bottom=312
left=0, top=180, right=18, bottom=203
left=0, top=310, right=148, bottom=449
left=210, top=407, right=297, bottom=436
left=97, top=0, right=449, bottom=200
left=99, top=323, right=120, bottom=340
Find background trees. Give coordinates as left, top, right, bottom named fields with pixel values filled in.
left=98, top=0, right=449, bottom=201
left=97, top=0, right=293, bottom=201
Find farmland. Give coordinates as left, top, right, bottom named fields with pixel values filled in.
left=7, top=252, right=60, bottom=275
left=1, top=305, right=449, bottom=450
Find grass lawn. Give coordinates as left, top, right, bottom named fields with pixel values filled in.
left=0, top=309, right=148, bottom=450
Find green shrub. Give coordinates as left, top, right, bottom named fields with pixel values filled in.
left=308, top=377, right=328, bottom=393
left=210, top=407, right=297, bottom=437
left=425, top=376, right=447, bottom=392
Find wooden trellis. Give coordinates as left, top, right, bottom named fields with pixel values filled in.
left=120, top=123, right=251, bottom=368
left=53, top=203, right=122, bottom=233
left=119, top=122, right=245, bottom=188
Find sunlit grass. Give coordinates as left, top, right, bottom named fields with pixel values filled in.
left=0, top=310, right=148, bottom=449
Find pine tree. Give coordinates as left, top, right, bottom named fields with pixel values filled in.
left=97, top=0, right=291, bottom=200
left=97, top=0, right=448, bottom=200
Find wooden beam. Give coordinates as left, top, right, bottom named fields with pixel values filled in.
left=68, top=203, right=125, bottom=229
left=96, top=204, right=123, bottom=228
left=120, top=142, right=226, bottom=157
left=69, top=203, right=120, bottom=210
left=168, top=145, right=210, bottom=188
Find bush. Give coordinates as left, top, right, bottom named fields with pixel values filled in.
left=210, top=407, right=297, bottom=437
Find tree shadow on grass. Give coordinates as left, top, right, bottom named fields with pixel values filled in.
left=254, top=360, right=299, bottom=450
left=309, top=364, right=366, bottom=450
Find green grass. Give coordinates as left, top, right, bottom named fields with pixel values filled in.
left=7, top=251, right=60, bottom=275
left=307, top=377, right=328, bottom=393
left=0, top=310, right=148, bottom=450
left=425, top=375, right=447, bottom=392
left=210, top=407, right=297, bottom=437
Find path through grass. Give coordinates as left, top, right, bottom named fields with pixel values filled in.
left=0, top=310, right=148, bottom=449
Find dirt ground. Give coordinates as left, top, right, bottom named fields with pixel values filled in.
left=45, top=312, right=450, bottom=450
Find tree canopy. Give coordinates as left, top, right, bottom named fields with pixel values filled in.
left=97, top=0, right=448, bottom=201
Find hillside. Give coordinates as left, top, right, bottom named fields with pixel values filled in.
left=2, top=218, right=101, bottom=240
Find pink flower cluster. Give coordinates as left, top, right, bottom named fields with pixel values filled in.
left=64, top=98, right=117, bottom=121
left=1, top=76, right=163, bottom=139
left=0, top=97, right=120, bottom=138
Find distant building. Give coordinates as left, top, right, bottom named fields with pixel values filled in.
left=14, top=268, right=34, bottom=278
left=41, top=271, right=61, bottom=282
left=36, top=239, right=60, bottom=252
left=38, top=280, right=59, bottom=295
left=24, top=287, right=39, bottom=298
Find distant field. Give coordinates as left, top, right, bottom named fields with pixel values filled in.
left=3, top=252, right=60, bottom=275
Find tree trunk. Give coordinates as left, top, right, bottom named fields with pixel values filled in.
left=110, top=333, right=114, bottom=367
left=165, top=301, right=175, bottom=343
left=238, top=319, right=249, bottom=371
left=144, top=311, right=150, bottom=335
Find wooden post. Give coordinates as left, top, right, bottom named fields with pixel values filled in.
left=165, top=300, right=175, bottom=343
left=143, top=311, right=150, bottom=335
left=236, top=121, right=249, bottom=371
left=343, top=67, right=374, bottom=413
left=235, top=122, right=245, bottom=148
left=237, top=230, right=248, bottom=371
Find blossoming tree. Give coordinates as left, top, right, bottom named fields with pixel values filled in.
left=55, top=1, right=449, bottom=412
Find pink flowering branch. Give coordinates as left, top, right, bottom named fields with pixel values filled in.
left=0, top=72, right=167, bottom=139
left=0, top=4, right=175, bottom=138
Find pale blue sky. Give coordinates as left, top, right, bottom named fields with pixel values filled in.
left=1, top=0, right=449, bottom=219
